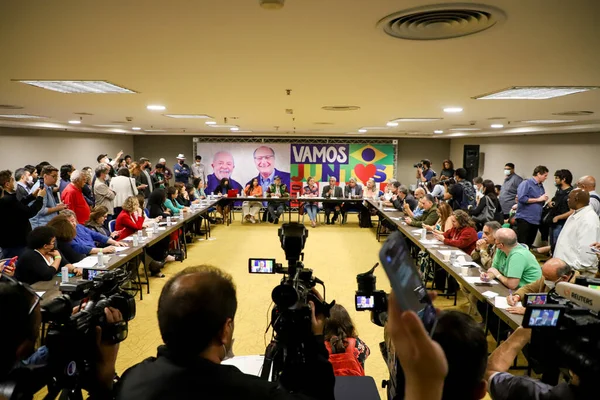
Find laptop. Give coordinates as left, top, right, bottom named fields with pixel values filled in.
left=227, top=189, right=239, bottom=197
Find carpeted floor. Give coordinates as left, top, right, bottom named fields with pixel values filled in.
left=115, top=212, right=500, bottom=399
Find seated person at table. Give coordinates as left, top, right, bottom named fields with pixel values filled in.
left=165, top=186, right=186, bottom=216
left=323, top=304, right=370, bottom=376
left=14, top=226, right=82, bottom=285
left=185, top=183, right=200, bottom=204
left=433, top=210, right=478, bottom=254
left=48, top=215, right=86, bottom=263
left=341, top=178, right=363, bottom=224
left=322, top=176, right=343, bottom=225
left=405, top=194, right=438, bottom=228
left=423, top=201, right=453, bottom=233
left=173, top=182, right=191, bottom=207
left=214, top=178, right=232, bottom=223
left=242, top=178, right=263, bottom=223
left=505, top=258, right=577, bottom=315
left=471, top=221, right=502, bottom=271
left=390, top=183, right=417, bottom=211
left=149, top=188, right=171, bottom=218
left=480, top=228, right=542, bottom=290
left=192, top=178, right=206, bottom=200
left=266, top=176, right=289, bottom=224
left=404, top=187, right=426, bottom=218
left=303, top=176, right=320, bottom=228
left=363, top=178, right=381, bottom=200
left=85, top=205, right=123, bottom=240
left=59, top=209, right=125, bottom=257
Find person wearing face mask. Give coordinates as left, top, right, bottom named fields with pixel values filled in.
left=115, top=265, right=335, bottom=400
left=0, top=170, right=45, bottom=259
left=536, top=169, right=574, bottom=255
left=472, top=176, right=484, bottom=204
left=173, top=154, right=191, bottom=184
left=191, top=155, right=206, bottom=184
left=499, top=163, right=523, bottom=219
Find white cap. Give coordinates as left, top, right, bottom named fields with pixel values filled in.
left=158, top=158, right=166, bottom=163
left=176, top=154, right=185, bottom=160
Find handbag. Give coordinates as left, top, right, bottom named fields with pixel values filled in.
left=473, top=196, right=495, bottom=223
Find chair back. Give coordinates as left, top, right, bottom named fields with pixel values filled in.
left=109, top=219, right=116, bottom=233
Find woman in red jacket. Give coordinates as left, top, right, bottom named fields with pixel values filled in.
left=433, top=209, right=478, bottom=254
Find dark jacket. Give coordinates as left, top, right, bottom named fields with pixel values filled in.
left=115, top=339, right=335, bottom=400
left=0, top=192, right=43, bottom=248
left=469, top=194, right=504, bottom=224
left=148, top=189, right=169, bottom=219
left=15, top=248, right=69, bottom=285
left=343, top=184, right=363, bottom=198
left=392, top=193, right=417, bottom=211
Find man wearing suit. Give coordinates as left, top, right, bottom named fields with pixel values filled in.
left=341, top=178, right=363, bottom=224
left=246, top=145, right=291, bottom=192
left=137, top=158, right=154, bottom=202
left=322, top=176, right=343, bottom=224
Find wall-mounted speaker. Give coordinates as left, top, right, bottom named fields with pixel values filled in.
left=463, top=144, right=480, bottom=182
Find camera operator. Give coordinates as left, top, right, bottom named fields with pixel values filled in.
left=115, top=265, right=335, bottom=400
left=485, top=327, right=595, bottom=399
left=0, top=275, right=122, bottom=399
left=416, top=159, right=436, bottom=183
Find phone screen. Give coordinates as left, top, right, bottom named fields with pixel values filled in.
left=379, top=232, right=437, bottom=334
left=248, top=258, right=276, bottom=274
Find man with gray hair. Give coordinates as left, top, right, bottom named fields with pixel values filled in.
left=94, top=163, right=116, bottom=218
left=404, top=187, right=426, bottom=218
left=480, top=228, right=542, bottom=290
left=391, top=184, right=417, bottom=211
left=471, top=221, right=502, bottom=271
left=341, top=178, right=363, bottom=224
left=60, top=169, right=91, bottom=224
left=205, top=151, right=243, bottom=195
left=322, top=176, right=343, bottom=224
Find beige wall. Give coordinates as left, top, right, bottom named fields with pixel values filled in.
left=132, top=135, right=193, bottom=167
left=0, top=127, right=134, bottom=172
left=450, top=132, right=600, bottom=195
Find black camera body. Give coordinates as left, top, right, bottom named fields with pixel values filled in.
left=413, top=162, right=423, bottom=169
left=355, top=263, right=388, bottom=326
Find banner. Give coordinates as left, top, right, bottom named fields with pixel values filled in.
left=195, top=141, right=395, bottom=196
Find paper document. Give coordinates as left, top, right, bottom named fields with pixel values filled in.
left=495, top=296, right=522, bottom=309
left=390, top=217, right=402, bottom=221
left=458, top=261, right=481, bottom=268
left=482, top=291, right=498, bottom=299
left=383, top=208, right=397, bottom=212
left=222, top=355, right=265, bottom=377
left=463, top=276, right=499, bottom=285
left=438, top=249, right=467, bottom=256
left=73, top=256, right=106, bottom=269
left=113, top=247, right=128, bottom=252
left=420, top=239, right=441, bottom=245
left=121, top=236, right=134, bottom=242
left=35, top=291, right=46, bottom=297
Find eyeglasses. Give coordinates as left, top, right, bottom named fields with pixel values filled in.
left=0, top=272, right=41, bottom=315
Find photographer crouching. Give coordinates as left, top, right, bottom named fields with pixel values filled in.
left=115, top=265, right=336, bottom=400
left=0, top=274, right=122, bottom=399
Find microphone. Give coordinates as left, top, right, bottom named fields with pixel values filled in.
left=555, top=282, right=600, bottom=313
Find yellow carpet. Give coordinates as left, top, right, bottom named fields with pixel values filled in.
left=115, top=213, right=496, bottom=399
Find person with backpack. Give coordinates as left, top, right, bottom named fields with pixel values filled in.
left=444, top=168, right=476, bottom=211
left=469, top=180, right=503, bottom=230
left=323, top=304, right=370, bottom=376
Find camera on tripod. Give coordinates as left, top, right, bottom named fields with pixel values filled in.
left=523, top=278, right=600, bottom=381
left=249, top=222, right=334, bottom=385
left=355, top=263, right=388, bottom=327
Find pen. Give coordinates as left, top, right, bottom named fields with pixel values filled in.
left=508, top=289, right=512, bottom=298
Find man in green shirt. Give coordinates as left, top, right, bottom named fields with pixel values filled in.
left=405, top=194, right=438, bottom=228
left=481, top=228, right=542, bottom=289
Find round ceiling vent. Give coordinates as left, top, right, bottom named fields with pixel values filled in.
left=552, top=111, right=594, bottom=116
left=0, top=104, right=24, bottom=109
left=378, top=3, right=506, bottom=41
left=321, top=106, right=361, bottom=111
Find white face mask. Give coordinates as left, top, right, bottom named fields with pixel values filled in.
left=504, top=170, right=511, bottom=176
left=544, top=279, right=556, bottom=289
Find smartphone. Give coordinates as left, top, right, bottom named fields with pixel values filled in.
left=523, top=293, right=548, bottom=305
left=523, top=305, right=564, bottom=328
left=248, top=258, right=276, bottom=274
left=379, top=231, right=437, bottom=334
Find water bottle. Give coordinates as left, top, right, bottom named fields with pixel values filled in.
left=154, top=221, right=159, bottom=232
left=166, top=216, right=171, bottom=226
left=378, top=200, right=383, bottom=209
left=97, top=250, right=104, bottom=267
left=61, top=266, right=69, bottom=283
left=132, top=234, right=139, bottom=246
left=421, top=227, right=427, bottom=238
left=137, top=230, right=143, bottom=241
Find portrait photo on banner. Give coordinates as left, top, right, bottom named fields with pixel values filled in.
left=197, top=142, right=291, bottom=195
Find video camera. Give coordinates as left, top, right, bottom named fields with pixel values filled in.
left=523, top=279, right=600, bottom=383
left=2, top=269, right=136, bottom=399
left=413, top=161, right=423, bottom=169
left=355, top=263, right=388, bottom=326
left=250, top=223, right=334, bottom=385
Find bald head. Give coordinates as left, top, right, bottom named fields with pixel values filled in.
left=415, top=187, right=426, bottom=199
left=567, top=188, right=589, bottom=210
left=541, top=258, right=572, bottom=281
left=577, top=175, right=596, bottom=192
left=495, top=228, right=518, bottom=253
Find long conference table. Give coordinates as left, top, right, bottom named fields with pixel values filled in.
left=32, top=199, right=218, bottom=302
left=364, top=199, right=524, bottom=331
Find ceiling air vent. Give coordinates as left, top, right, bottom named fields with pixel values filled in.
left=0, top=104, right=24, bottom=110
left=321, top=106, right=360, bottom=111
left=378, top=3, right=506, bottom=40
left=552, top=111, right=594, bottom=116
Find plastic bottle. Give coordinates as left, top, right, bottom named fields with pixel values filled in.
left=97, top=250, right=104, bottom=267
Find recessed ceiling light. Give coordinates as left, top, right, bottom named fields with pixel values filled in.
left=390, top=118, right=442, bottom=122
left=0, top=114, right=48, bottom=119
left=68, top=120, right=81, bottom=124
left=521, top=120, right=575, bottom=124
left=490, top=124, right=504, bottom=128
left=361, top=126, right=389, bottom=130
left=236, top=130, right=253, bottom=133
left=443, top=107, right=463, bottom=113
left=205, top=121, right=217, bottom=125
left=163, top=114, right=212, bottom=119
left=386, top=122, right=399, bottom=127
left=434, top=130, right=444, bottom=134
left=147, top=105, right=166, bottom=111
left=209, top=124, right=238, bottom=129
left=144, top=129, right=166, bottom=132
left=15, top=80, right=136, bottom=94
left=447, top=132, right=468, bottom=137
left=230, top=127, right=239, bottom=131
left=449, top=128, right=480, bottom=131
left=358, top=129, right=367, bottom=133
left=474, top=86, right=600, bottom=100
left=132, top=127, right=141, bottom=131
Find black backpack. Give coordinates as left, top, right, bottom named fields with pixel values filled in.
left=459, top=181, right=477, bottom=209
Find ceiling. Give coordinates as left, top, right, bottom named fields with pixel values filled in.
left=1, top=0, right=599, bottom=138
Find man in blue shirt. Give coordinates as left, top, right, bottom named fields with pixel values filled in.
left=30, top=165, right=68, bottom=228
left=173, top=154, right=191, bottom=184
left=515, top=165, right=549, bottom=248
left=416, top=159, right=436, bottom=183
